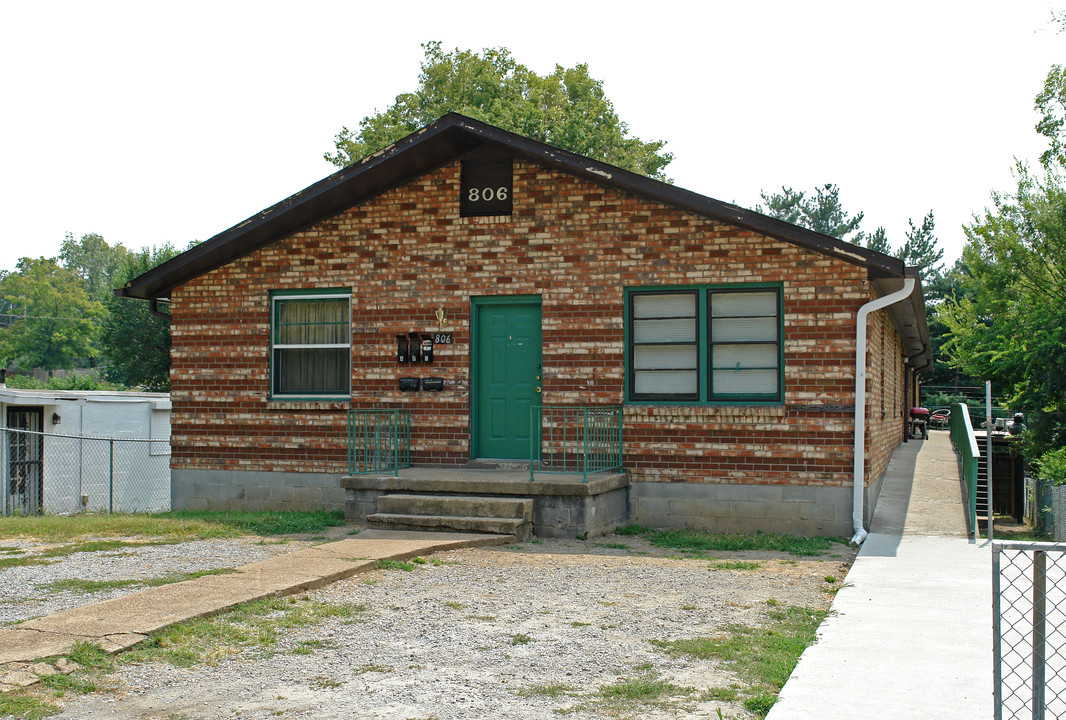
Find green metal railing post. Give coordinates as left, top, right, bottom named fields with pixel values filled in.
left=530, top=405, right=624, bottom=482
left=348, top=409, right=411, bottom=476
left=949, top=402, right=980, bottom=536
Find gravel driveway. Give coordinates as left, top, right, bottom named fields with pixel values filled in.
left=5, top=533, right=853, bottom=719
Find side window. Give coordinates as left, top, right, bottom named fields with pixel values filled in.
left=708, top=289, right=781, bottom=400
left=627, top=285, right=782, bottom=403
left=271, top=292, right=351, bottom=398
left=630, top=291, right=699, bottom=401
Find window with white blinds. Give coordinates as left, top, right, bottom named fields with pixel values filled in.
left=271, top=291, right=351, bottom=398
left=627, top=286, right=782, bottom=402
left=631, top=292, right=699, bottom=400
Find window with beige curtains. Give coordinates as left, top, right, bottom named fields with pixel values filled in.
left=270, top=292, right=351, bottom=397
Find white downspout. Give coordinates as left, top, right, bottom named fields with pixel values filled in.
left=851, top=277, right=915, bottom=545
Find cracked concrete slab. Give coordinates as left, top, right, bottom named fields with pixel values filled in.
left=0, top=531, right=508, bottom=667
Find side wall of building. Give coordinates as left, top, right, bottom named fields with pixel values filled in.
left=169, top=159, right=906, bottom=533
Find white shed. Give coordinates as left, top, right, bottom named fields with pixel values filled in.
left=0, top=387, right=171, bottom=515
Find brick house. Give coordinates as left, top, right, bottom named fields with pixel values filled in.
left=118, top=113, right=931, bottom=539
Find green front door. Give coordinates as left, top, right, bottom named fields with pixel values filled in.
left=473, top=297, right=542, bottom=459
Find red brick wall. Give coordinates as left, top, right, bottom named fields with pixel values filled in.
left=170, top=158, right=904, bottom=490
left=865, top=306, right=908, bottom=484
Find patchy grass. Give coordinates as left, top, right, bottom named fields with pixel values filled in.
left=0, top=642, right=116, bottom=718
left=377, top=559, right=418, bottom=572
left=0, top=554, right=54, bottom=570
left=0, top=510, right=347, bottom=544
left=0, top=691, right=60, bottom=719
left=122, top=596, right=367, bottom=667
left=616, top=525, right=844, bottom=557
left=292, top=639, right=336, bottom=655
left=516, top=668, right=699, bottom=717
left=652, top=605, right=828, bottom=717
left=516, top=683, right=579, bottom=698
left=38, top=568, right=240, bottom=594
left=510, top=633, right=533, bottom=645
left=0, top=514, right=236, bottom=542
left=709, top=560, right=763, bottom=571
left=310, top=675, right=344, bottom=690
left=154, top=509, right=346, bottom=536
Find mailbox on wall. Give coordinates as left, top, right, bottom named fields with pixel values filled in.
left=408, top=332, right=421, bottom=363
left=396, top=335, right=409, bottom=363
left=420, top=335, right=434, bottom=363
left=398, top=376, right=420, bottom=392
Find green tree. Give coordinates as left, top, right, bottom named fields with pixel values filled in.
left=758, top=183, right=866, bottom=244
left=900, top=211, right=944, bottom=283
left=939, top=62, right=1066, bottom=458
left=325, top=42, right=674, bottom=180
left=59, top=232, right=130, bottom=303
left=0, top=257, right=104, bottom=370
left=866, top=226, right=891, bottom=254
left=921, top=259, right=980, bottom=391
left=939, top=164, right=1066, bottom=456
left=1036, top=64, right=1066, bottom=171
left=101, top=244, right=180, bottom=391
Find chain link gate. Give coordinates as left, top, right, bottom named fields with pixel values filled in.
left=994, top=541, right=1066, bottom=719
left=0, top=427, right=171, bottom=515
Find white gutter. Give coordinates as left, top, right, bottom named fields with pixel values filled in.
left=851, top=276, right=916, bottom=545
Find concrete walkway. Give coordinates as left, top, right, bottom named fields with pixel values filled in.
left=767, top=430, right=993, bottom=719
left=0, top=530, right=508, bottom=678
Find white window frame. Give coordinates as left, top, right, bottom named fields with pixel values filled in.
left=270, top=291, right=352, bottom=400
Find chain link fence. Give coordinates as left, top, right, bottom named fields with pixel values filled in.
left=994, top=541, right=1066, bottom=719
left=1, top=428, right=170, bottom=515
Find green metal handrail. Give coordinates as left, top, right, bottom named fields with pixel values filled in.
left=949, top=402, right=980, bottom=535
left=348, top=408, right=410, bottom=476
left=529, top=405, right=623, bottom=482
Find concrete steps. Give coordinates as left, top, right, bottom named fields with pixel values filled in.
left=367, top=494, right=534, bottom=541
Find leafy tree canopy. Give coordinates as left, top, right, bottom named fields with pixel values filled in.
left=939, top=59, right=1066, bottom=458
left=101, top=243, right=181, bottom=392
left=59, top=232, right=130, bottom=303
left=758, top=184, right=865, bottom=243
left=757, top=184, right=944, bottom=282
left=1036, top=63, right=1066, bottom=171
left=900, top=211, right=945, bottom=283
left=0, top=257, right=104, bottom=371
left=325, top=42, right=674, bottom=181
left=939, top=164, right=1066, bottom=456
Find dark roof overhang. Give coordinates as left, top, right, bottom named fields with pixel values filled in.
left=873, top=268, right=933, bottom=374
left=117, top=113, right=906, bottom=302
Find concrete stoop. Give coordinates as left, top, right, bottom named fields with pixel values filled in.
left=367, top=494, right=534, bottom=541
left=343, top=468, right=629, bottom=539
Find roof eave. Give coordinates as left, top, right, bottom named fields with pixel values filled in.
left=874, top=268, right=933, bottom=374
left=117, top=113, right=906, bottom=300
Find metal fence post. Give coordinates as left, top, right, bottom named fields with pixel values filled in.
left=994, top=542, right=1004, bottom=720
left=1034, top=550, right=1047, bottom=720
left=108, top=439, right=114, bottom=513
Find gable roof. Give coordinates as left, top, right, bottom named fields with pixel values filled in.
left=116, top=113, right=931, bottom=371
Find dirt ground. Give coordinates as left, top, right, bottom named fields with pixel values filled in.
left=31, top=533, right=856, bottom=720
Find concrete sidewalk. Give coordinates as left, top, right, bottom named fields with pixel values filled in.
left=0, top=530, right=508, bottom=684
left=767, top=431, right=993, bottom=719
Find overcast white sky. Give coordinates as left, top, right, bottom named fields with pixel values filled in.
left=1, top=1, right=1062, bottom=275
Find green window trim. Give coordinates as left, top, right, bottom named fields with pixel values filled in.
left=269, top=290, right=352, bottom=400
left=625, top=283, right=784, bottom=404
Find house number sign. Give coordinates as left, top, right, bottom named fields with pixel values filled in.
left=460, top=150, right=512, bottom=217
